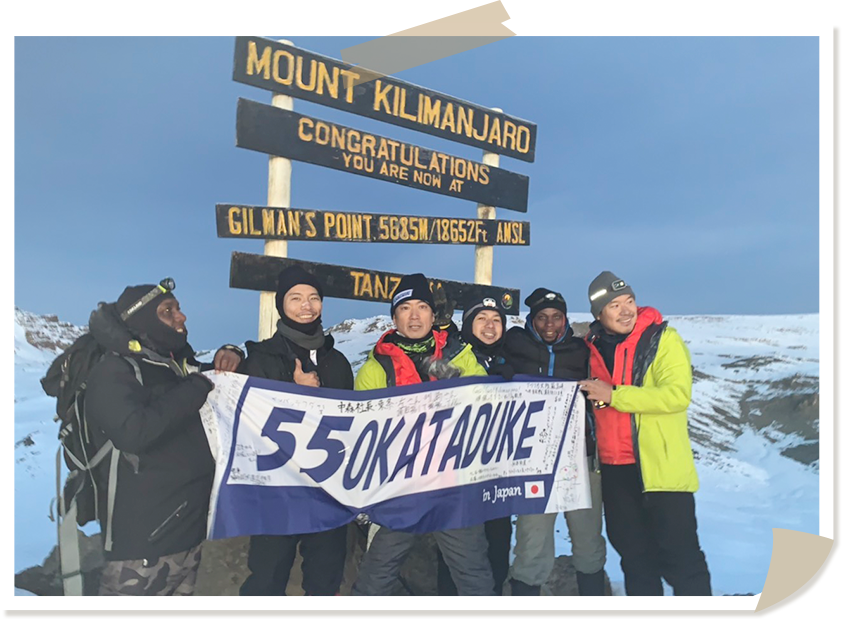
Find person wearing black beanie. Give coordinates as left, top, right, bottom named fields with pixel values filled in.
left=238, top=265, right=354, bottom=597
left=82, top=279, right=243, bottom=595
left=351, top=274, right=495, bottom=596
left=502, top=287, right=608, bottom=597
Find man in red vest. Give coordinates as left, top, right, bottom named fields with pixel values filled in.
left=578, top=271, right=711, bottom=596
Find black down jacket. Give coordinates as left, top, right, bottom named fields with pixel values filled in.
left=84, top=304, right=215, bottom=561
left=502, top=323, right=596, bottom=457
left=242, top=330, right=354, bottom=390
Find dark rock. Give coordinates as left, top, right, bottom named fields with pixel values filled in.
left=15, top=532, right=105, bottom=596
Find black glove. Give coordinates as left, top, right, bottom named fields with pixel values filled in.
left=187, top=372, right=215, bottom=392
left=488, top=363, right=515, bottom=381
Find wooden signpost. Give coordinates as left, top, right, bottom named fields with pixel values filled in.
left=216, top=204, right=530, bottom=245
left=232, top=36, right=538, bottom=163
left=230, top=252, right=520, bottom=315
left=236, top=100, right=529, bottom=212
left=221, top=37, right=537, bottom=336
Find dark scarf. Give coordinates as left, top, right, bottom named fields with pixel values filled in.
left=280, top=312, right=323, bottom=336
left=276, top=318, right=325, bottom=351
left=593, top=328, right=629, bottom=375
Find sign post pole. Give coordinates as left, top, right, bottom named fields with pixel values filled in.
left=475, top=108, right=501, bottom=286
left=258, top=40, right=294, bottom=340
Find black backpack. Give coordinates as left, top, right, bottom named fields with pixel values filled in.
left=41, top=332, right=142, bottom=595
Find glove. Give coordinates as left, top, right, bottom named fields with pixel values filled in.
left=187, top=372, right=215, bottom=392
left=487, top=363, right=515, bottom=381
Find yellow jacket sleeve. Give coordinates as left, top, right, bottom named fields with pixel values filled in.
left=451, top=344, right=488, bottom=378
left=610, top=327, right=692, bottom=415
left=354, top=356, right=387, bottom=391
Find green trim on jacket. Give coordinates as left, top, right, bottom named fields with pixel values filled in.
left=612, top=327, right=699, bottom=493
left=355, top=340, right=487, bottom=391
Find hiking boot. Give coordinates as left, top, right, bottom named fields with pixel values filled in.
left=576, top=569, right=607, bottom=596
left=509, top=578, right=541, bottom=596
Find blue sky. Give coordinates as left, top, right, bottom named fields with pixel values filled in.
left=14, top=36, right=818, bottom=349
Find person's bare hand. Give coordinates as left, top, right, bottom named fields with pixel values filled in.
left=578, top=378, right=613, bottom=405
left=293, top=358, right=320, bottom=387
left=213, top=349, right=241, bottom=372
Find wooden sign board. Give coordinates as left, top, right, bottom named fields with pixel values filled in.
left=216, top=204, right=530, bottom=246
left=229, top=252, right=520, bottom=315
left=232, top=36, right=537, bottom=163
left=236, top=99, right=529, bottom=212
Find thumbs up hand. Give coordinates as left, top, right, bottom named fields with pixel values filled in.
left=293, top=357, right=321, bottom=388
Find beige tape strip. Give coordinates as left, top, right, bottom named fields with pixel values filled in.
left=340, top=1, right=515, bottom=85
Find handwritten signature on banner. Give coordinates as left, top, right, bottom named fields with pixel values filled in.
left=199, top=374, right=590, bottom=538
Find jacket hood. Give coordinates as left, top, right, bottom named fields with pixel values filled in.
left=89, top=302, right=195, bottom=361
left=88, top=302, right=143, bottom=356
left=525, top=316, right=573, bottom=348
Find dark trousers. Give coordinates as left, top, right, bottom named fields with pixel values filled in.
left=601, top=464, right=711, bottom=596
left=437, top=517, right=512, bottom=596
left=239, top=526, right=348, bottom=596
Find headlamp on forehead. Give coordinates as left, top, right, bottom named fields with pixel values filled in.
left=482, top=298, right=497, bottom=308
left=120, top=278, right=176, bottom=321
left=611, top=279, right=627, bottom=292
left=544, top=292, right=557, bottom=300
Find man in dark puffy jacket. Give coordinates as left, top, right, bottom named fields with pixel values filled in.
left=502, top=288, right=607, bottom=596
left=238, top=265, right=354, bottom=596
left=85, top=280, right=242, bottom=596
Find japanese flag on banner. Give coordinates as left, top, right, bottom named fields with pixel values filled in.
left=199, top=373, right=591, bottom=539
left=525, top=481, right=545, bottom=499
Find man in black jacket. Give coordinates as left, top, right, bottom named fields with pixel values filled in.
left=238, top=266, right=354, bottom=596
left=502, top=288, right=607, bottom=596
left=85, top=280, right=241, bottom=596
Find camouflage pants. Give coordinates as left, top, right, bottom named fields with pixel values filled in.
left=98, top=544, right=202, bottom=596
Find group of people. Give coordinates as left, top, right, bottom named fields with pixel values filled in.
left=79, top=266, right=712, bottom=596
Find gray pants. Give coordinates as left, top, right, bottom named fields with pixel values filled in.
left=510, top=469, right=606, bottom=586
left=98, top=544, right=202, bottom=596
left=352, top=525, right=495, bottom=596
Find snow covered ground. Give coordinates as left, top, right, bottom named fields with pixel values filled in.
left=13, top=309, right=819, bottom=596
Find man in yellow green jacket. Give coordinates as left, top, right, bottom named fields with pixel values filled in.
left=578, top=271, right=711, bottom=596
left=351, top=273, right=495, bottom=596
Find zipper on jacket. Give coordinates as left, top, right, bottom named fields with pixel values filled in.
left=147, top=500, right=188, bottom=542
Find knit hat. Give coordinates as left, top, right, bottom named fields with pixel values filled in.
left=275, top=265, right=324, bottom=316
left=275, top=265, right=324, bottom=335
left=460, top=295, right=507, bottom=342
left=116, top=280, right=185, bottom=354
left=390, top=273, right=435, bottom=316
left=588, top=271, right=635, bottom=318
left=524, top=288, right=567, bottom=317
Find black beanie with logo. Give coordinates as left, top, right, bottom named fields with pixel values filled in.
left=524, top=287, right=568, bottom=317
left=390, top=273, right=436, bottom=316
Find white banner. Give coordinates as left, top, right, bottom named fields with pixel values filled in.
left=200, top=373, right=590, bottom=538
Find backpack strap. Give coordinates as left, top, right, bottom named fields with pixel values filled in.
left=373, top=353, right=397, bottom=388
left=56, top=354, right=144, bottom=595
left=102, top=355, right=142, bottom=553
left=631, top=321, right=668, bottom=387
left=56, top=449, right=83, bottom=596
